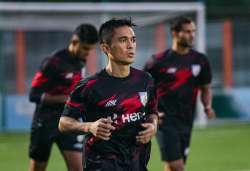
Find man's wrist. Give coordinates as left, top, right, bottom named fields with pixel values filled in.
left=204, top=105, right=212, bottom=110
left=204, top=106, right=212, bottom=113
left=82, top=123, right=91, bottom=133
left=149, top=115, right=158, bottom=133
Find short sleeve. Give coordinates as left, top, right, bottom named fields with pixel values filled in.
left=62, top=81, right=89, bottom=119
left=196, top=56, right=212, bottom=86
left=29, top=57, right=58, bottom=103
left=146, top=76, right=158, bottom=115
left=143, top=55, right=157, bottom=77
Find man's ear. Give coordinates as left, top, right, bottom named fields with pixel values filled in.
left=172, top=31, right=178, bottom=37
left=100, top=43, right=110, bottom=54
left=71, top=34, right=80, bottom=46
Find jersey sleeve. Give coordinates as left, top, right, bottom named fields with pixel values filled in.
left=196, top=55, right=212, bottom=86
left=62, top=81, right=89, bottom=120
left=29, top=57, right=58, bottom=103
left=144, top=55, right=160, bottom=76
left=146, top=76, right=158, bottom=115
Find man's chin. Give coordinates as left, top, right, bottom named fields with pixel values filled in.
left=180, top=43, right=193, bottom=48
left=117, top=60, right=134, bottom=65
left=122, top=61, right=133, bottom=65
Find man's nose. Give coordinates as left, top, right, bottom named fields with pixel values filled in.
left=127, top=40, right=134, bottom=49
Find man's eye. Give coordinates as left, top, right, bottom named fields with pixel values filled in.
left=120, top=39, right=127, bottom=43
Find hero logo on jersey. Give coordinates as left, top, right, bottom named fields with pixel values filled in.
left=139, top=92, right=148, bottom=106
left=107, top=112, right=146, bottom=124
left=191, top=64, right=201, bottom=77
left=121, top=112, right=146, bottom=123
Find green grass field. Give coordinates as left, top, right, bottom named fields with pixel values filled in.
left=0, top=122, right=250, bottom=171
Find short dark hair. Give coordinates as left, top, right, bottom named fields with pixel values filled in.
left=99, top=18, right=136, bottom=45
left=73, top=24, right=99, bottom=44
left=170, top=16, right=193, bottom=32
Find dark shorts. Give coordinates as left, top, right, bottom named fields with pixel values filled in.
left=29, top=117, right=83, bottom=162
left=156, top=119, right=192, bottom=162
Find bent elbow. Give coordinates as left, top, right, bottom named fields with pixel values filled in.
left=29, top=91, right=42, bottom=104
left=29, top=94, right=37, bottom=103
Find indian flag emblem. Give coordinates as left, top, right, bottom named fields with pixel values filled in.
left=139, top=92, right=148, bottom=106
left=192, top=64, right=201, bottom=77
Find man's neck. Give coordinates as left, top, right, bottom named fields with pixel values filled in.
left=105, top=60, right=130, bottom=78
left=172, top=43, right=190, bottom=55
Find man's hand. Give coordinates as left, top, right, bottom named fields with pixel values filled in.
left=89, top=118, right=115, bottom=141
left=136, top=123, right=157, bottom=144
left=200, top=85, right=216, bottom=120
left=204, top=107, right=216, bottom=119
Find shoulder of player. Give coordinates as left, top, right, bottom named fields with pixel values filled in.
left=78, top=73, right=100, bottom=88
left=190, top=49, right=208, bottom=59
left=189, top=49, right=210, bottom=64
left=152, top=49, right=169, bottom=62
left=50, top=48, right=69, bottom=62
left=131, top=67, right=153, bottom=81
left=39, top=56, right=53, bottom=71
left=69, top=76, right=98, bottom=98
left=45, top=49, right=71, bottom=68
left=145, top=49, right=169, bottom=70
left=51, top=48, right=68, bottom=57
left=41, top=49, right=64, bottom=65
left=38, top=49, right=68, bottom=73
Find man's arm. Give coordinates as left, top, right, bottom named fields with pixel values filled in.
left=30, top=88, right=68, bottom=104
left=59, top=116, right=115, bottom=140
left=136, top=76, right=159, bottom=144
left=41, top=93, right=68, bottom=104
left=200, top=84, right=216, bottom=119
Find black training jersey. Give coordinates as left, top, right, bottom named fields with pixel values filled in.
left=29, top=49, right=85, bottom=120
left=62, top=67, right=157, bottom=167
left=144, top=49, right=212, bottom=125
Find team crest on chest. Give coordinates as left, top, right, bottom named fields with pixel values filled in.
left=139, top=92, right=148, bottom=106
left=65, top=72, right=73, bottom=79
left=167, top=67, right=177, bottom=74
left=191, top=64, right=201, bottom=77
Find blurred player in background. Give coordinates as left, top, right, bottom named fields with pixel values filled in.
left=28, top=24, right=98, bottom=171
left=144, top=16, right=216, bottom=171
left=59, top=18, right=158, bottom=171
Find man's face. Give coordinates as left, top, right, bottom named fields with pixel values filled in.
left=74, top=42, right=96, bottom=61
left=175, top=22, right=196, bottom=48
left=107, top=26, right=136, bottom=65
